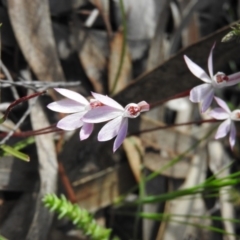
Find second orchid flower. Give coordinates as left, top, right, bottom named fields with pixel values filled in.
left=209, top=97, right=240, bottom=149
left=184, top=44, right=240, bottom=112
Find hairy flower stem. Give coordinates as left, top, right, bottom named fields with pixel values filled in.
left=0, top=91, right=46, bottom=124
left=131, top=119, right=218, bottom=136
left=149, top=89, right=190, bottom=108
left=0, top=119, right=217, bottom=139
left=0, top=125, right=61, bottom=138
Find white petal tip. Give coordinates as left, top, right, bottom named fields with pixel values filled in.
left=189, top=95, right=197, bottom=103
left=232, top=143, right=235, bottom=149
left=80, top=134, right=89, bottom=141
left=113, top=146, right=118, bottom=152
left=46, top=103, right=52, bottom=109
left=98, top=136, right=106, bottom=142
left=201, top=107, right=206, bottom=113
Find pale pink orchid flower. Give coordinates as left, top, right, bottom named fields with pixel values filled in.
left=184, top=44, right=240, bottom=112
left=209, top=97, right=240, bottom=149
left=83, top=92, right=150, bottom=152
left=47, top=88, right=104, bottom=140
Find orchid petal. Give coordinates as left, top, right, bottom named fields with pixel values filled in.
left=189, top=83, right=212, bottom=102
left=214, top=97, right=231, bottom=113
left=201, top=89, right=214, bottom=112
left=225, top=72, right=240, bottom=86
left=138, top=101, right=150, bottom=112
left=229, top=122, right=236, bottom=149
left=57, top=112, right=85, bottom=130
left=91, top=92, right=124, bottom=110
left=98, top=116, right=123, bottom=141
left=83, top=106, right=123, bottom=123
left=208, top=43, right=215, bottom=79
left=54, top=88, right=89, bottom=105
left=225, top=79, right=240, bottom=87
left=184, top=55, right=211, bottom=83
left=209, top=108, right=229, bottom=120
left=80, top=123, right=94, bottom=140
left=228, top=71, right=240, bottom=81
left=113, top=118, right=128, bottom=152
left=215, top=118, right=231, bottom=139
left=47, top=99, right=86, bottom=113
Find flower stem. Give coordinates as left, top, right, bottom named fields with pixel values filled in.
left=0, top=91, right=46, bottom=124
left=130, top=119, right=218, bottom=136
left=149, top=89, right=190, bottom=108
left=0, top=124, right=62, bottom=138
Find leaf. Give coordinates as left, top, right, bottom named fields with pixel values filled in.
left=79, top=31, right=106, bottom=93
left=0, top=144, right=30, bottom=162
left=5, top=137, right=35, bottom=152
left=7, top=0, right=65, bottom=81
left=27, top=97, right=58, bottom=240
left=123, top=136, right=143, bottom=182
left=147, top=0, right=170, bottom=70
left=0, top=116, right=5, bottom=124
left=109, top=30, right=132, bottom=94
left=0, top=235, right=8, bottom=240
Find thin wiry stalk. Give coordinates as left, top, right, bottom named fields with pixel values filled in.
left=135, top=173, right=240, bottom=204
left=0, top=124, right=61, bottom=138
left=130, top=119, right=217, bottom=136
left=0, top=91, right=46, bottom=144
left=168, top=219, right=238, bottom=237
left=114, top=211, right=239, bottom=236
left=0, top=60, right=20, bottom=99
left=140, top=212, right=240, bottom=224
left=0, top=102, right=36, bottom=144
left=0, top=91, right=46, bottom=124
left=133, top=149, right=145, bottom=240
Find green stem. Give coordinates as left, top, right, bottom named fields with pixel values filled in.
left=135, top=174, right=240, bottom=204
left=140, top=212, right=240, bottom=224
left=130, top=119, right=217, bottom=136
left=114, top=211, right=240, bottom=235
left=168, top=219, right=238, bottom=236
left=143, top=212, right=239, bottom=236
left=134, top=144, right=145, bottom=239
